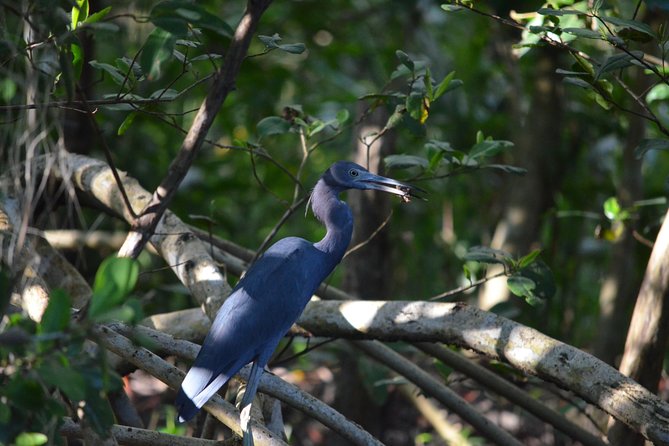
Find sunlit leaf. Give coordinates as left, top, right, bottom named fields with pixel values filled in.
left=89, top=257, right=139, bottom=321
left=71, top=0, right=89, bottom=30
left=82, top=6, right=112, bottom=25
left=518, top=249, right=542, bottom=269
left=15, top=433, right=48, bottom=446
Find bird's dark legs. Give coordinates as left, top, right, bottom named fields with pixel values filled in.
left=241, top=360, right=265, bottom=446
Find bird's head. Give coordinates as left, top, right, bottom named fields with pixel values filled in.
left=324, top=161, right=425, bottom=202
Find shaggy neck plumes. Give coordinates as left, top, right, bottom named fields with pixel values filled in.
left=311, top=177, right=353, bottom=261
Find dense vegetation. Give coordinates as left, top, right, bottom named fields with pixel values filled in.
left=2, top=1, right=669, bottom=445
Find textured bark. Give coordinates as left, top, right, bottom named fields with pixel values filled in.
left=44, top=153, right=231, bottom=318
left=608, top=206, right=669, bottom=446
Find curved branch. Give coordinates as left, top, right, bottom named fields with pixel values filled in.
left=101, top=323, right=383, bottom=446
left=46, top=153, right=231, bottom=319
left=60, top=418, right=220, bottom=446
left=92, top=325, right=287, bottom=446
left=353, top=340, right=523, bottom=446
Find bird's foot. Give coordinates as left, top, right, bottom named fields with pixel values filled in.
left=241, top=404, right=254, bottom=446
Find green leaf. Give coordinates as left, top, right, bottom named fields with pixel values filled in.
left=5, top=378, right=45, bottom=411
left=595, top=51, right=643, bottom=80
left=384, top=105, right=406, bottom=129
left=82, top=387, right=115, bottom=436
left=89, top=257, right=139, bottom=321
left=58, top=48, right=75, bottom=100
left=635, top=138, right=669, bottom=158
left=603, top=197, right=621, bottom=220
left=518, top=249, right=542, bottom=269
left=537, top=8, right=587, bottom=16
left=82, top=6, right=112, bottom=25
left=256, top=116, right=291, bottom=138
left=441, top=4, right=464, bottom=12
left=562, top=28, right=601, bottom=39
left=433, top=71, right=460, bottom=100
left=140, top=27, right=177, bottom=81
left=598, top=15, right=656, bottom=40
left=469, top=139, right=513, bottom=159
left=563, top=76, right=593, bottom=89
left=150, top=1, right=233, bottom=38
left=482, top=164, right=527, bottom=175
left=71, top=0, right=89, bottom=30
left=384, top=154, right=429, bottom=170
left=15, top=433, right=48, bottom=446
left=464, top=246, right=513, bottom=266
left=396, top=50, right=414, bottom=71
left=511, top=261, right=555, bottom=302
left=406, top=92, right=426, bottom=122
left=117, top=111, right=137, bottom=136
left=336, top=109, right=350, bottom=125
left=507, top=275, right=537, bottom=300
left=89, top=60, right=127, bottom=85
left=258, top=34, right=306, bottom=54
left=646, top=84, right=669, bottom=104
left=37, top=362, right=86, bottom=401
left=38, top=289, right=71, bottom=335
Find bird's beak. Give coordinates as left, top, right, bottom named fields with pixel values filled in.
left=358, top=172, right=426, bottom=202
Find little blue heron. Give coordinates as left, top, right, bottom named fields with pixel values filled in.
left=176, top=161, right=422, bottom=444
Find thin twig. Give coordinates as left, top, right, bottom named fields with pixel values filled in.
left=344, top=210, right=393, bottom=258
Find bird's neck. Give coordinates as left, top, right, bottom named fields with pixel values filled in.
left=311, top=178, right=353, bottom=262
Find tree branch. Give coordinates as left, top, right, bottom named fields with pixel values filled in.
left=117, top=0, right=273, bottom=259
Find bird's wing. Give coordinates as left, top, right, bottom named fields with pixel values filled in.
left=177, top=237, right=328, bottom=420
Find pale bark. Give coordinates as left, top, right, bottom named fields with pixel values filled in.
left=44, top=153, right=230, bottom=319
left=609, top=207, right=669, bottom=445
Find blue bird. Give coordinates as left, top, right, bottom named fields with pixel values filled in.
left=176, top=161, right=422, bottom=444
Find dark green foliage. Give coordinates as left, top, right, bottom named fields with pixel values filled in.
left=0, top=257, right=136, bottom=443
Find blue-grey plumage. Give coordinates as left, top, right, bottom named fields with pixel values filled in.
left=175, top=161, right=422, bottom=442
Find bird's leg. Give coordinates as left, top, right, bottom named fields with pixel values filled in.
left=240, top=360, right=265, bottom=446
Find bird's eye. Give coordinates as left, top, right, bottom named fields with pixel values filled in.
left=349, top=169, right=359, bottom=177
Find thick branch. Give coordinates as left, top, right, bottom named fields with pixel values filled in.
left=101, top=323, right=383, bottom=446
left=46, top=153, right=230, bottom=318
left=92, top=325, right=286, bottom=446
left=118, top=0, right=273, bottom=259
left=60, top=418, right=221, bottom=446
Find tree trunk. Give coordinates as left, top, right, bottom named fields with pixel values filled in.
left=478, top=47, right=564, bottom=310
left=607, top=206, right=669, bottom=446
left=322, top=107, right=394, bottom=445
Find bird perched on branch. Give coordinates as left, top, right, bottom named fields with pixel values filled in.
left=176, top=161, right=423, bottom=444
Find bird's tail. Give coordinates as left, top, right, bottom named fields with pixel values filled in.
left=175, top=387, right=199, bottom=422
